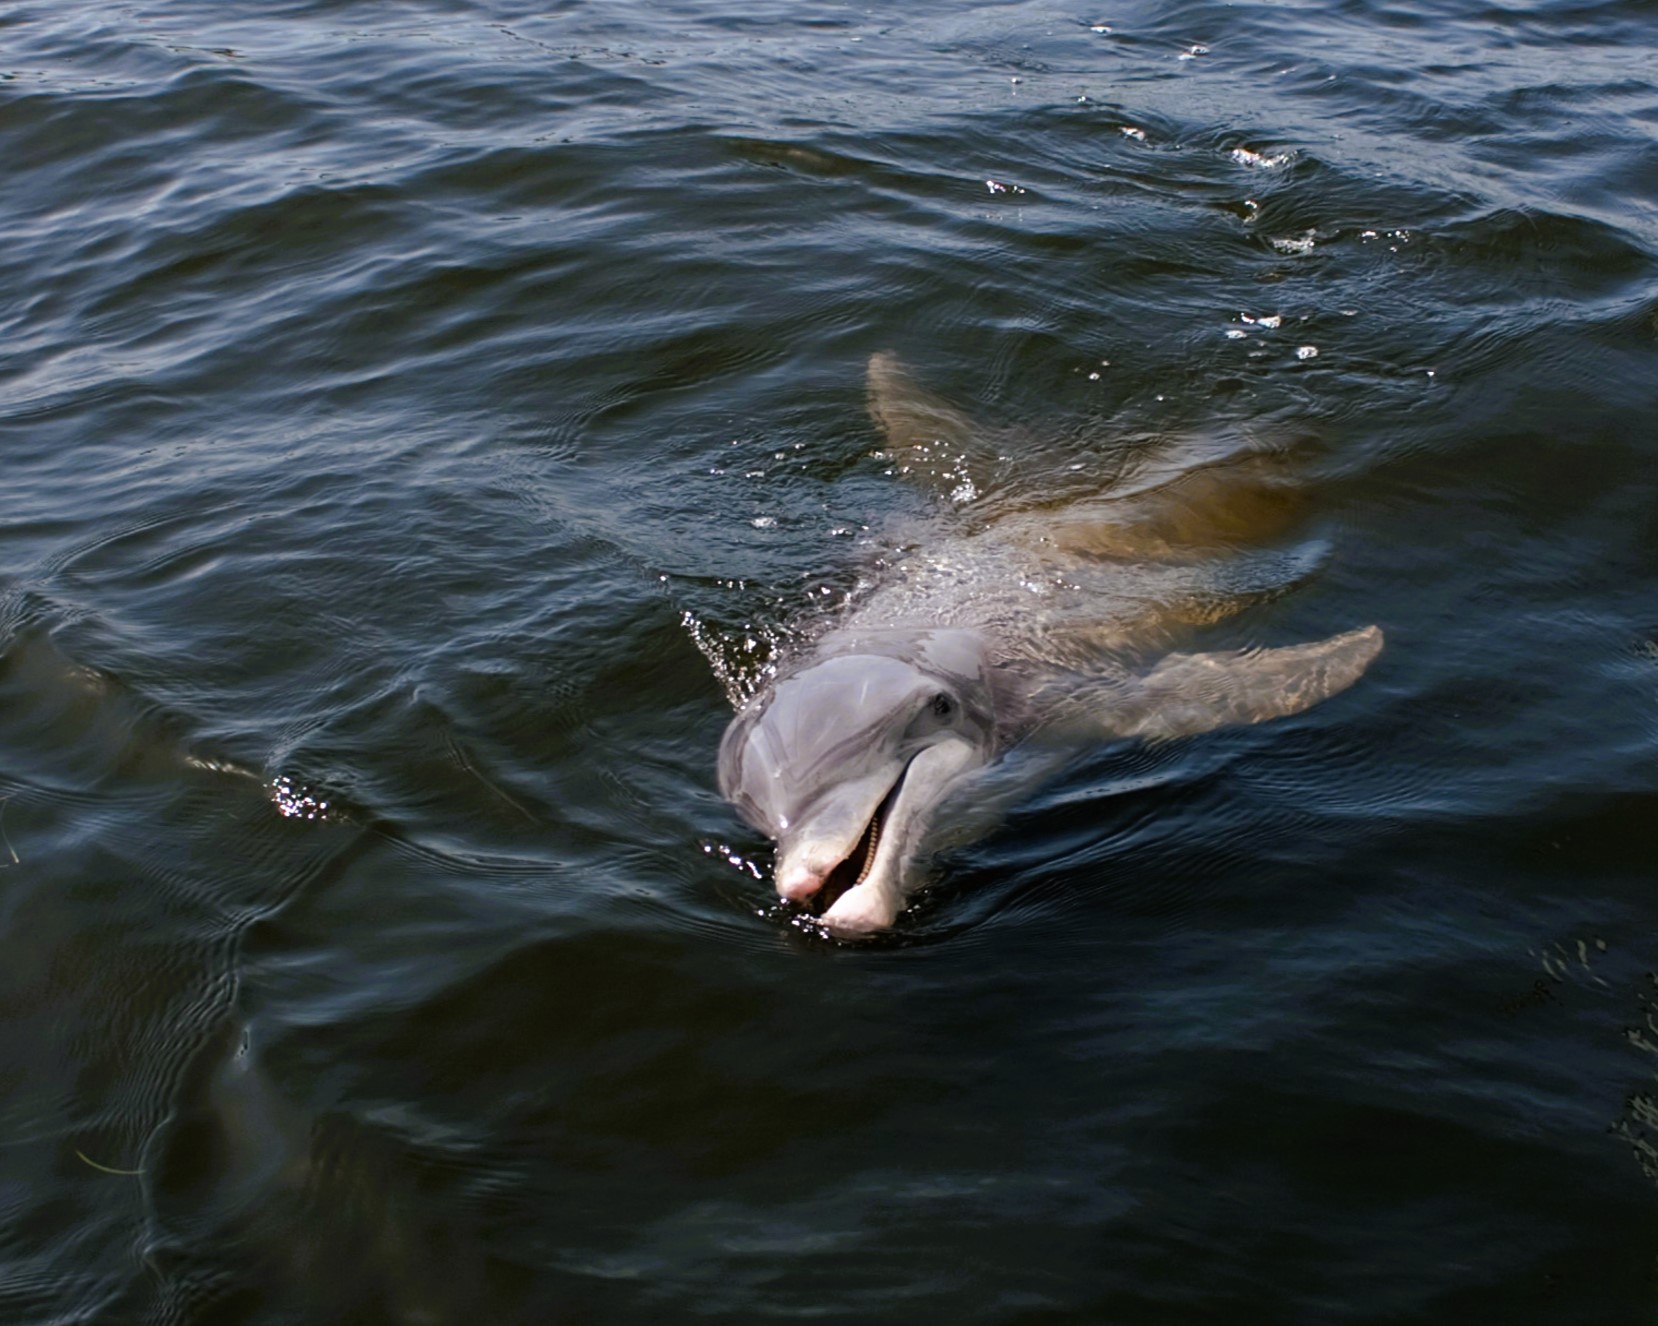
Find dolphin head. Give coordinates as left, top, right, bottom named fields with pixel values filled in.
left=718, top=629, right=997, bottom=937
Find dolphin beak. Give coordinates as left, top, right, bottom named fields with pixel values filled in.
left=774, top=766, right=908, bottom=908
left=816, top=739, right=980, bottom=938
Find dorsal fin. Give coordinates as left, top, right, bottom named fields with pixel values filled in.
left=865, top=352, right=1004, bottom=503
left=867, top=353, right=1316, bottom=557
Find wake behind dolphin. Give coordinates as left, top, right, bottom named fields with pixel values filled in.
left=717, top=354, right=1383, bottom=938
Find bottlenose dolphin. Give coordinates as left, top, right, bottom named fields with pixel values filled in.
left=717, top=354, right=1382, bottom=937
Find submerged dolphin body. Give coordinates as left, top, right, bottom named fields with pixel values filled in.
left=718, top=354, right=1383, bottom=937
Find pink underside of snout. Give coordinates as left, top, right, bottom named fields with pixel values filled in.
left=776, top=862, right=824, bottom=902
left=819, top=883, right=898, bottom=937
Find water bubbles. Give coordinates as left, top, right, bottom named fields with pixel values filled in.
left=1233, top=312, right=1283, bottom=334
left=751, top=515, right=776, bottom=529
left=1269, top=230, right=1317, bottom=256
left=1230, top=146, right=1293, bottom=170
left=1360, top=227, right=1414, bottom=253
left=1228, top=313, right=1313, bottom=363
left=185, top=754, right=259, bottom=779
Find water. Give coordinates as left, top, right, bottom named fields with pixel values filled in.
left=2, top=0, right=1656, bottom=1320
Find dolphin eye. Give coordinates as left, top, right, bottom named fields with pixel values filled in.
left=930, top=693, right=955, bottom=720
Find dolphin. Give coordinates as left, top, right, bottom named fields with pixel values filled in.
left=717, top=353, right=1383, bottom=938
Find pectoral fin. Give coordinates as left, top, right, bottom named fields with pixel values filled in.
left=1086, top=625, right=1383, bottom=742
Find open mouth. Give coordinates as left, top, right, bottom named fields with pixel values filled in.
left=807, top=772, right=904, bottom=917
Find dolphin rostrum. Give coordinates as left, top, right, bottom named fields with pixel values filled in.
left=717, top=353, right=1383, bottom=938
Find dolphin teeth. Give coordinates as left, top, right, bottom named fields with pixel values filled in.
left=853, top=802, right=883, bottom=887
left=810, top=769, right=905, bottom=916
left=854, top=761, right=911, bottom=888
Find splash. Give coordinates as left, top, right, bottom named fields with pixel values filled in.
left=268, top=774, right=335, bottom=821
left=681, top=609, right=786, bottom=710
left=701, top=839, right=764, bottom=881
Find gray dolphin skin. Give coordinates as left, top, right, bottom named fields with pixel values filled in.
left=717, top=353, right=1384, bottom=938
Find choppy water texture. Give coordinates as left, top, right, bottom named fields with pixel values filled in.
left=2, top=0, right=1657, bottom=1321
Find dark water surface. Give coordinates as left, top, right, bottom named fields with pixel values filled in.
left=3, top=0, right=1658, bottom=1321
